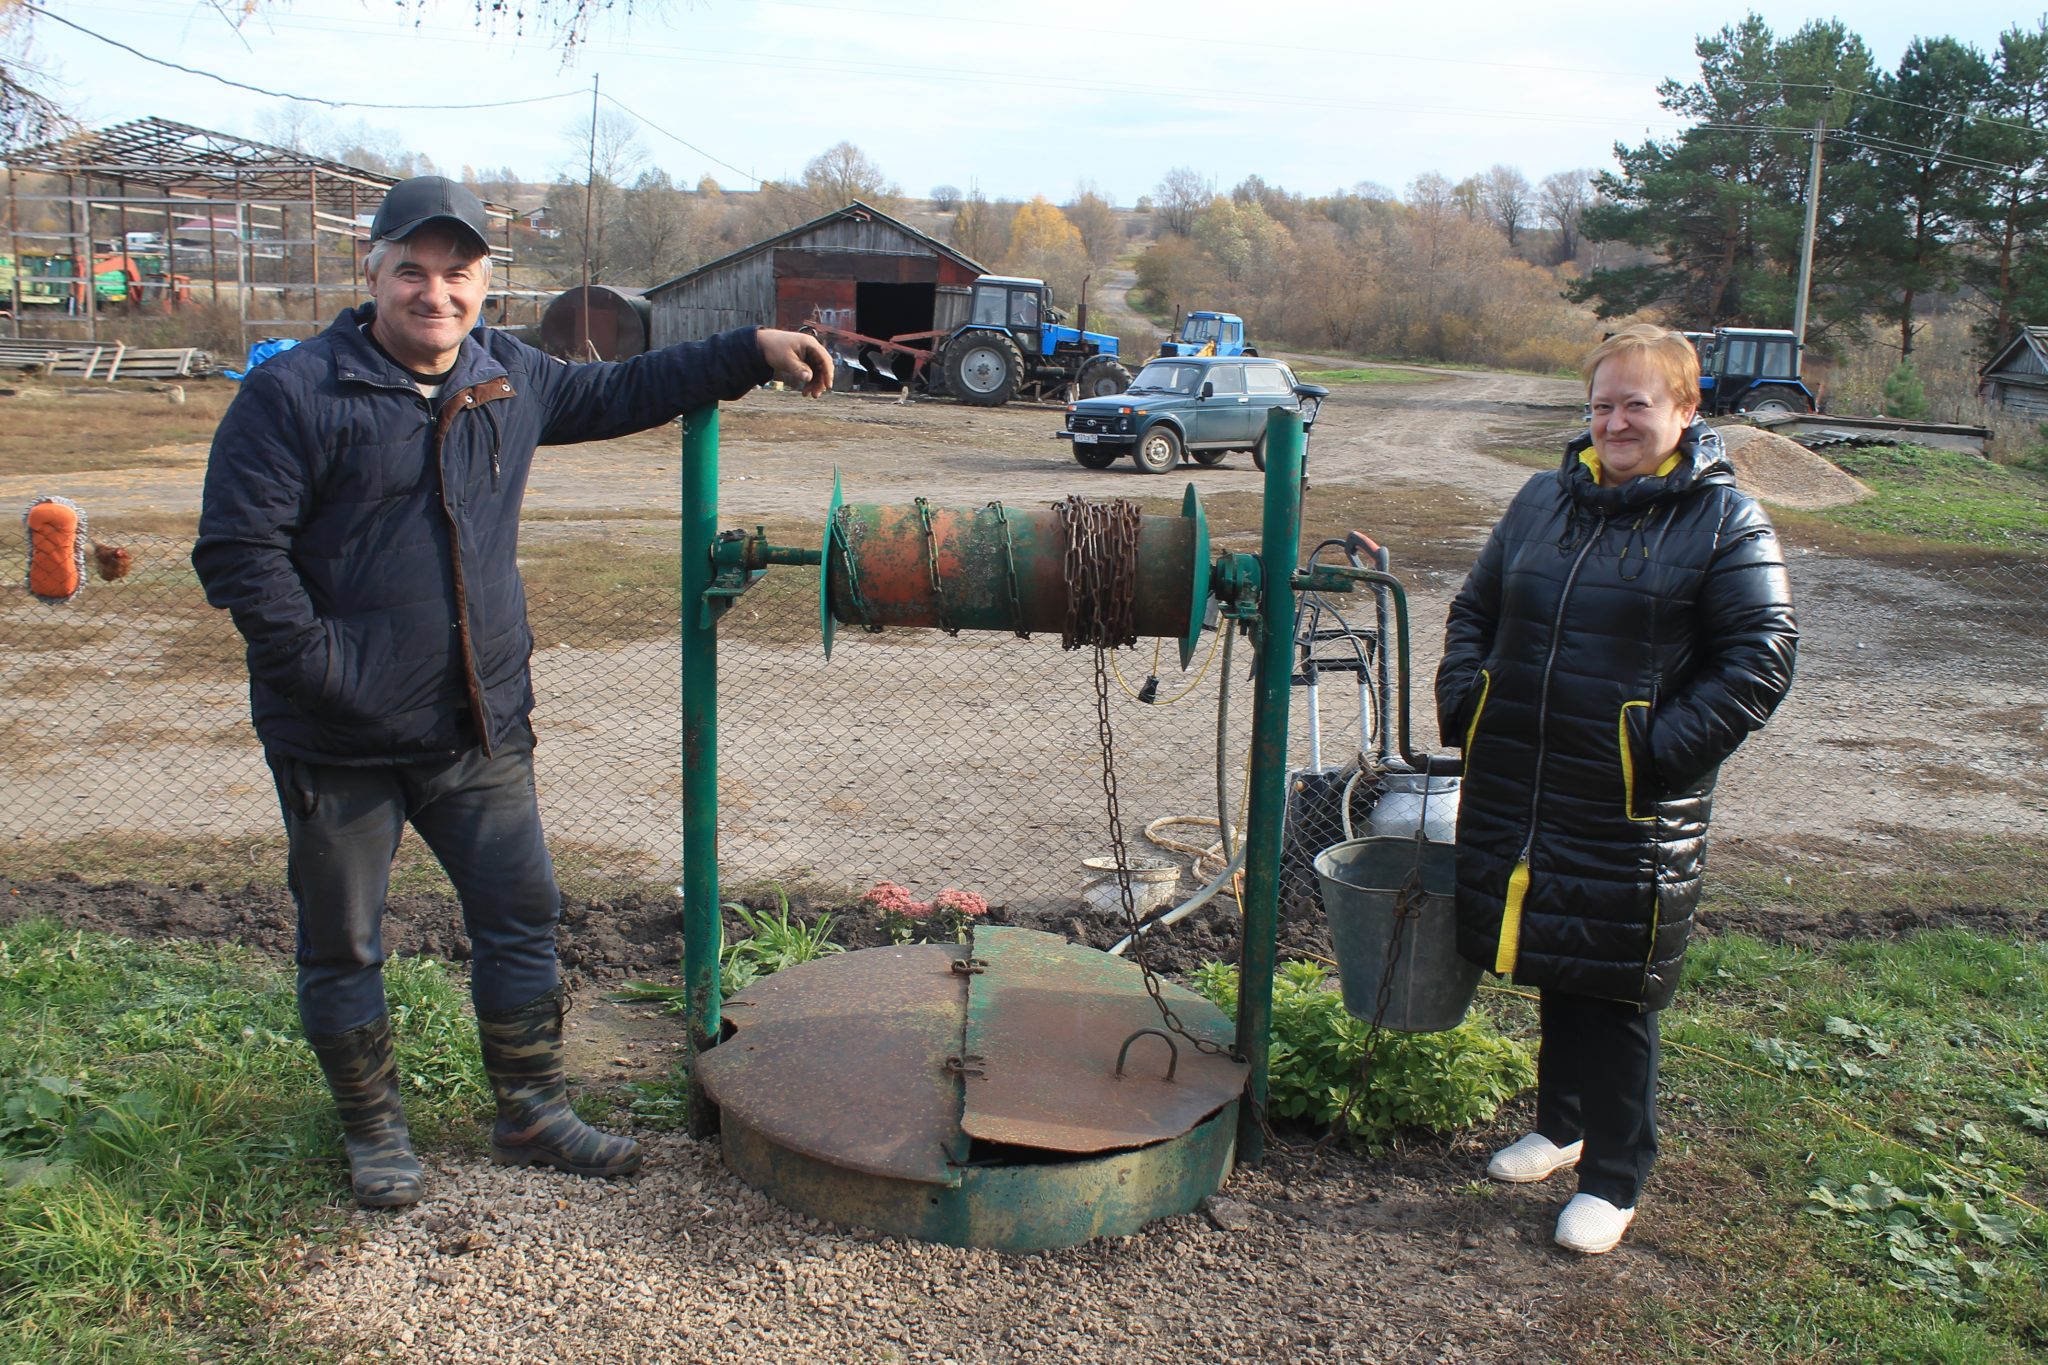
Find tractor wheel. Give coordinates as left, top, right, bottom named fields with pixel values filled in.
left=1192, top=449, right=1229, bottom=466
left=1072, top=444, right=1119, bottom=470
left=943, top=332, right=1022, bottom=407
left=1251, top=432, right=1268, bottom=472
left=1076, top=356, right=1132, bottom=398
left=1737, top=384, right=1811, bottom=416
left=1135, top=425, right=1183, bottom=474
left=1244, top=347, right=1259, bottom=357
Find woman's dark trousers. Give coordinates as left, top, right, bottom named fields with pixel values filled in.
left=1534, top=989, right=1661, bottom=1208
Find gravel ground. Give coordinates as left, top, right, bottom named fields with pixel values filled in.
left=289, top=1131, right=1674, bottom=1365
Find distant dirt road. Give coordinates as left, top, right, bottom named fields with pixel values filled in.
left=0, top=366, right=1579, bottom=523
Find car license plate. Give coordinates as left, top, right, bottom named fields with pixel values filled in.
left=1073, top=433, right=1097, bottom=444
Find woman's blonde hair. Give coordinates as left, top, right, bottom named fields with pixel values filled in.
left=1581, top=324, right=1699, bottom=410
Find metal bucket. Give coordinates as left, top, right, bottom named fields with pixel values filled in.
left=1313, top=836, right=1479, bottom=1033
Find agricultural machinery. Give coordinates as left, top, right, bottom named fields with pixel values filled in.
left=1158, top=310, right=1256, bottom=358
left=1684, top=326, right=1817, bottom=415
left=803, top=274, right=1131, bottom=407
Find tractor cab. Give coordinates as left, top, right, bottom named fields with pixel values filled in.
left=1160, top=311, right=1254, bottom=358
left=1692, top=327, right=1815, bottom=416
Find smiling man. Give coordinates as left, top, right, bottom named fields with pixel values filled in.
left=193, top=176, right=832, bottom=1208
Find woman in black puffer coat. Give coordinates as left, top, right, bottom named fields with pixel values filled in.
left=1436, top=324, right=1797, bottom=1254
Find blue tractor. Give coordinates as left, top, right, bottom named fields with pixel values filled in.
left=1684, top=327, right=1818, bottom=415
left=932, top=275, right=1130, bottom=407
left=1158, top=310, right=1256, bottom=358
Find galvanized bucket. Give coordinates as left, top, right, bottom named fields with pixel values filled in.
left=1313, top=836, right=1480, bottom=1033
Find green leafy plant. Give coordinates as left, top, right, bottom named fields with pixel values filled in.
left=726, top=886, right=843, bottom=975
left=1807, top=1170, right=2021, bottom=1305
left=618, top=885, right=843, bottom=1011
left=1190, top=959, right=1533, bottom=1147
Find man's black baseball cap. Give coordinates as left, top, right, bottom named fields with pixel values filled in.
left=370, top=176, right=491, bottom=248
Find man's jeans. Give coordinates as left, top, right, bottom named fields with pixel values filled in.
left=268, top=731, right=562, bottom=1037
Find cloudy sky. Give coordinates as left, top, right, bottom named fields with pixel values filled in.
left=22, top=0, right=2033, bottom=203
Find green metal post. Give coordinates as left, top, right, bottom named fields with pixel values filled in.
left=1235, top=407, right=1304, bottom=1163
left=680, top=404, right=722, bottom=1136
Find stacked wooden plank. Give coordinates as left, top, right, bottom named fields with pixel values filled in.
left=0, top=340, right=209, bottom=379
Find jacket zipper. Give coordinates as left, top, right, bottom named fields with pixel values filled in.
left=1494, top=514, right=1605, bottom=975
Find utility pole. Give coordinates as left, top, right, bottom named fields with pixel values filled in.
left=582, top=73, right=599, bottom=360
left=1792, top=97, right=1828, bottom=348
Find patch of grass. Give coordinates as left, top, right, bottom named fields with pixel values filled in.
left=0, top=385, right=234, bottom=476
left=520, top=516, right=823, bottom=646
left=1646, top=930, right=2048, bottom=1360
left=1295, top=367, right=1443, bottom=385
left=1781, top=445, right=2048, bottom=554
left=0, top=830, right=670, bottom=906
left=1486, top=444, right=1561, bottom=472
left=0, top=918, right=487, bottom=1363
left=0, top=833, right=289, bottom=887
left=1710, top=829, right=2048, bottom=918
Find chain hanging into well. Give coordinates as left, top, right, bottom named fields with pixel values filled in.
left=1055, top=496, right=1243, bottom=1064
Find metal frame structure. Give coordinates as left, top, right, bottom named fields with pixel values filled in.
left=0, top=117, right=519, bottom=340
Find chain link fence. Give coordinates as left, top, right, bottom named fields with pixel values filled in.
left=4, top=529, right=2046, bottom=930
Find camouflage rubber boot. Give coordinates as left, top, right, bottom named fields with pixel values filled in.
left=305, top=1015, right=425, bottom=1208
left=476, top=986, right=642, bottom=1178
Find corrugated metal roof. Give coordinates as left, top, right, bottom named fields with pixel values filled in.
left=645, top=199, right=986, bottom=298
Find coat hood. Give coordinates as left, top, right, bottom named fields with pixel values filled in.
left=1561, top=419, right=1735, bottom=517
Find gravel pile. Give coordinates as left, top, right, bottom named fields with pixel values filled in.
left=1712, top=424, right=1871, bottom=510
left=288, top=1132, right=1672, bottom=1364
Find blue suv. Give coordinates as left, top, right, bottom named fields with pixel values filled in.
left=1058, top=355, right=1323, bottom=473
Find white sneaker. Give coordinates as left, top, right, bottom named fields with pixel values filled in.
left=1554, top=1193, right=1637, bottom=1254
left=1486, top=1132, right=1584, bottom=1184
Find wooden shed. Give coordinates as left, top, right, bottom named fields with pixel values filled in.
left=645, top=201, right=985, bottom=349
left=1979, top=326, right=2048, bottom=420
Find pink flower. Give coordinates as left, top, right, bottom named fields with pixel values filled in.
left=932, top=888, right=988, bottom=919
left=863, top=881, right=929, bottom=916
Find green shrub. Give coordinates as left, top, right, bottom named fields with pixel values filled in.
left=1882, top=361, right=1930, bottom=420
left=1190, top=959, right=1534, bottom=1148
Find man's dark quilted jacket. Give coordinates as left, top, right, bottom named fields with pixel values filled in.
left=194, top=304, right=770, bottom=763
left=1434, top=422, right=1798, bottom=1010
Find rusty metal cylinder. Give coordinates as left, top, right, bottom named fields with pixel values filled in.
left=827, top=502, right=1197, bottom=638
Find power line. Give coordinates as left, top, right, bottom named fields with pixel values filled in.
left=594, top=95, right=842, bottom=222
left=1713, top=77, right=2043, bottom=139
left=595, top=93, right=764, bottom=190
left=22, top=3, right=585, bottom=111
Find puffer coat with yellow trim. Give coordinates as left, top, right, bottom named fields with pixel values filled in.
left=1435, top=421, right=1797, bottom=1010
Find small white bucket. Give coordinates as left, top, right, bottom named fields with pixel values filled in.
left=1078, top=855, right=1182, bottom=916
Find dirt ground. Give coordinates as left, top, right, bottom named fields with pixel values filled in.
left=3, top=363, right=2044, bottom=1361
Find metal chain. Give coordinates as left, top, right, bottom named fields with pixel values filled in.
left=1318, top=864, right=1419, bottom=1152
left=912, top=497, right=958, bottom=636
left=986, top=501, right=1030, bottom=640
left=1056, top=496, right=1241, bottom=1063
left=833, top=506, right=885, bottom=633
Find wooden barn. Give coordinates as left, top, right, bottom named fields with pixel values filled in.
left=1979, top=326, right=2048, bottom=419
left=645, top=201, right=985, bottom=348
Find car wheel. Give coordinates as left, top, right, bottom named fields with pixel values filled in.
left=1192, top=449, right=1229, bottom=466
left=1072, top=445, right=1119, bottom=469
left=1135, top=425, right=1183, bottom=474
left=1251, top=432, right=1267, bottom=471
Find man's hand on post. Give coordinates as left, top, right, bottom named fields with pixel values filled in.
left=758, top=329, right=834, bottom=398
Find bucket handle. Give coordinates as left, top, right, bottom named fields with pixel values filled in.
left=1114, top=1028, right=1179, bottom=1082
